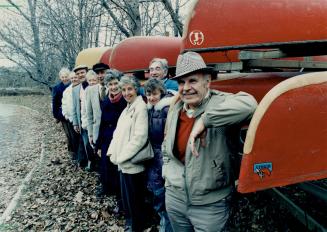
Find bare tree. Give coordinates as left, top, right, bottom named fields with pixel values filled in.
left=0, top=0, right=193, bottom=87
left=161, top=0, right=183, bottom=36
left=0, top=0, right=50, bottom=86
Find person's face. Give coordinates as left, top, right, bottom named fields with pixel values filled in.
left=177, top=73, right=210, bottom=109
left=97, top=70, right=106, bottom=84
left=75, top=69, right=87, bottom=82
left=149, top=61, right=165, bottom=80
left=146, top=89, right=162, bottom=106
left=70, top=74, right=79, bottom=86
left=107, top=79, right=120, bottom=96
left=87, top=76, right=98, bottom=86
left=60, top=74, right=70, bottom=84
left=121, top=84, right=137, bottom=103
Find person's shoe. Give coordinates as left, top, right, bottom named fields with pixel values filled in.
left=124, top=225, right=132, bottom=232
left=96, top=188, right=108, bottom=198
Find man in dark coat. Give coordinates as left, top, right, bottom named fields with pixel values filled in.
left=52, top=67, right=75, bottom=156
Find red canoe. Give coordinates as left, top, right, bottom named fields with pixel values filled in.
left=211, top=72, right=301, bottom=102
left=109, top=36, right=181, bottom=73
left=237, top=72, right=327, bottom=193
left=181, top=0, right=327, bottom=63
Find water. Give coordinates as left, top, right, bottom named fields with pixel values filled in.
left=0, top=104, right=15, bottom=124
left=0, top=104, right=17, bottom=159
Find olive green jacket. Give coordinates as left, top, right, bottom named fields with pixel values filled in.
left=162, top=90, right=257, bottom=205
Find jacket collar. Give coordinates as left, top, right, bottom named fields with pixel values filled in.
left=176, top=90, right=215, bottom=118
left=147, top=96, right=173, bottom=110
left=126, top=95, right=143, bottom=113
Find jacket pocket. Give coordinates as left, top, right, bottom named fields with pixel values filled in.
left=192, top=159, right=227, bottom=196
left=211, top=159, right=227, bottom=189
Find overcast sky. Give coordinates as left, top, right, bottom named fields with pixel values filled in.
left=0, top=0, right=22, bottom=67
left=0, top=0, right=193, bottom=68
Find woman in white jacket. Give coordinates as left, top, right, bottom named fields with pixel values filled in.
left=107, top=75, right=148, bottom=232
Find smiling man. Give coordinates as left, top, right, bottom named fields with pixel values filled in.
left=149, top=58, right=178, bottom=92
left=162, top=52, right=258, bottom=231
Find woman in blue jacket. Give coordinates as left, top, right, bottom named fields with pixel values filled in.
left=144, top=79, right=173, bottom=232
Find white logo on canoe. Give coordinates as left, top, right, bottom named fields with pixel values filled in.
left=189, top=30, right=204, bottom=46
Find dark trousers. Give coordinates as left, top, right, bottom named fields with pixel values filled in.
left=100, top=139, right=121, bottom=199
left=61, top=120, right=78, bottom=155
left=77, top=132, right=87, bottom=167
left=120, top=171, right=146, bottom=232
left=80, top=128, right=96, bottom=164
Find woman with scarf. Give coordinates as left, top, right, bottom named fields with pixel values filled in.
left=96, top=70, right=126, bottom=209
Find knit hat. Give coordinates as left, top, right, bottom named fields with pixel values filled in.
left=173, top=52, right=213, bottom=79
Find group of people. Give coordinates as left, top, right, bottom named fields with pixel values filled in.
left=52, top=51, right=258, bottom=232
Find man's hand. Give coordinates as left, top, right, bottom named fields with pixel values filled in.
left=89, top=136, right=93, bottom=146
left=189, top=118, right=207, bottom=157
left=74, top=125, right=80, bottom=134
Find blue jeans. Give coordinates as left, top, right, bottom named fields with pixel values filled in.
left=150, top=187, right=173, bottom=232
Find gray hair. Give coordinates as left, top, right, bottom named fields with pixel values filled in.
left=103, top=69, right=123, bottom=85
left=68, top=71, right=76, bottom=79
left=59, top=67, right=70, bottom=78
left=144, top=78, right=166, bottom=95
left=149, top=58, right=168, bottom=76
left=85, top=70, right=97, bottom=81
left=119, top=75, right=140, bottom=93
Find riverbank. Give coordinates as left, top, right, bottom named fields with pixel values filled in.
left=0, top=88, right=46, bottom=96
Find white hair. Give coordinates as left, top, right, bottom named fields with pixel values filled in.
left=59, top=67, right=70, bottom=78
left=149, top=58, right=169, bottom=76
left=85, top=70, right=97, bottom=81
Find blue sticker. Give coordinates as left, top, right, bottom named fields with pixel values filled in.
left=254, top=162, right=273, bottom=179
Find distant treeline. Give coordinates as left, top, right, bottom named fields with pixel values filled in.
left=0, top=67, right=43, bottom=87
left=0, top=67, right=48, bottom=95
left=0, top=88, right=46, bottom=96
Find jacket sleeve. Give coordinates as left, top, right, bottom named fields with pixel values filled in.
left=202, top=92, right=258, bottom=128
left=61, top=88, right=68, bottom=120
left=92, top=94, right=102, bottom=143
left=85, top=88, right=94, bottom=138
left=71, top=88, right=79, bottom=127
left=116, top=106, right=148, bottom=164
left=52, top=85, right=64, bottom=121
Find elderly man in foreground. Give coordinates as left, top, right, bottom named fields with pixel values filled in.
left=162, top=51, right=258, bottom=231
